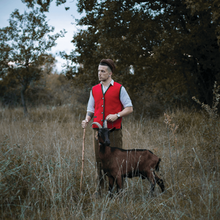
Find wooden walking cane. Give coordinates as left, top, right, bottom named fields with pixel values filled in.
left=80, top=128, right=86, bottom=193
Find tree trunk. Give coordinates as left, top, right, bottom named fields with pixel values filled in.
left=21, top=86, right=28, bottom=116
left=197, top=70, right=216, bottom=106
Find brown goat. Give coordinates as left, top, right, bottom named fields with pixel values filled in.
left=93, top=121, right=165, bottom=195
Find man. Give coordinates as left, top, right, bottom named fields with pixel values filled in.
left=81, top=59, right=133, bottom=193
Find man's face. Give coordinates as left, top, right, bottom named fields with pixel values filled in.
left=98, top=65, right=111, bottom=82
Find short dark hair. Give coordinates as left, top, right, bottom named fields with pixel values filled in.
left=100, top=59, right=115, bottom=72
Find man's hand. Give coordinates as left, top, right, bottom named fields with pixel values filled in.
left=81, top=119, right=89, bottom=129
left=81, top=112, right=93, bottom=129
left=106, top=114, right=118, bottom=122
left=106, top=106, right=133, bottom=122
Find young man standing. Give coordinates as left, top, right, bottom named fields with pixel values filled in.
left=81, top=59, right=133, bottom=193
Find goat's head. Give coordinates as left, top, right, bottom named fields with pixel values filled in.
left=92, top=120, right=115, bottom=146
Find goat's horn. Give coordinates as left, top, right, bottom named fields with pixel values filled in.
left=91, top=122, right=102, bottom=128
left=103, top=120, right=107, bottom=128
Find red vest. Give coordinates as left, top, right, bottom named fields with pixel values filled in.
left=92, top=82, right=123, bottom=129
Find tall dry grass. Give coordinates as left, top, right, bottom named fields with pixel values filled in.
left=0, top=104, right=219, bottom=219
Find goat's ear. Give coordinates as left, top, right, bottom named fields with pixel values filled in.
left=109, top=127, right=116, bottom=132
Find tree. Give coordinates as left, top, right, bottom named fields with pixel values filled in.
left=0, top=8, right=63, bottom=115
left=150, top=0, right=220, bottom=106
left=67, top=0, right=220, bottom=107
left=21, top=0, right=67, bottom=12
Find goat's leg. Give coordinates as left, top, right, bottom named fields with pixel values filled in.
left=146, top=170, right=156, bottom=196
left=150, top=182, right=155, bottom=192
left=150, top=172, right=155, bottom=192
left=108, top=176, right=114, bottom=197
left=116, top=175, right=123, bottom=193
left=155, top=173, right=165, bottom=192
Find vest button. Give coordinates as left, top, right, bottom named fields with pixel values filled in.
left=101, top=119, right=103, bottom=121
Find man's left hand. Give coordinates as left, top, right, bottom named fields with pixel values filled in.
left=106, top=114, right=118, bottom=122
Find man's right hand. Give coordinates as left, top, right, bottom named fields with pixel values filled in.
left=81, top=119, right=89, bottom=129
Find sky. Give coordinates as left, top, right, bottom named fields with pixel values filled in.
left=0, top=0, right=85, bottom=73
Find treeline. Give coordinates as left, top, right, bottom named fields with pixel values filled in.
left=1, top=0, right=220, bottom=117
left=67, top=0, right=220, bottom=110
left=0, top=73, right=87, bottom=107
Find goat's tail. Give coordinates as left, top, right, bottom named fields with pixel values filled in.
left=155, top=158, right=161, bottom=172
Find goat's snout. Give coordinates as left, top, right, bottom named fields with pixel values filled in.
left=102, top=131, right=110, bottom=146
left=105, top=139, right=110, bottom=146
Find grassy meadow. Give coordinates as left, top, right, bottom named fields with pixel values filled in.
left=0, top=104, right=219, bottom=219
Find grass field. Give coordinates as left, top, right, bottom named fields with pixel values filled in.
left=0, top=104, right=219, bottom=219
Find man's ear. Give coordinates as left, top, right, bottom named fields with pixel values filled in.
left=109, top=127, right=116, bottom=132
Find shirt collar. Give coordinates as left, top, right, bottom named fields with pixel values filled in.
left=100, top=79, right=114, bottom=86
